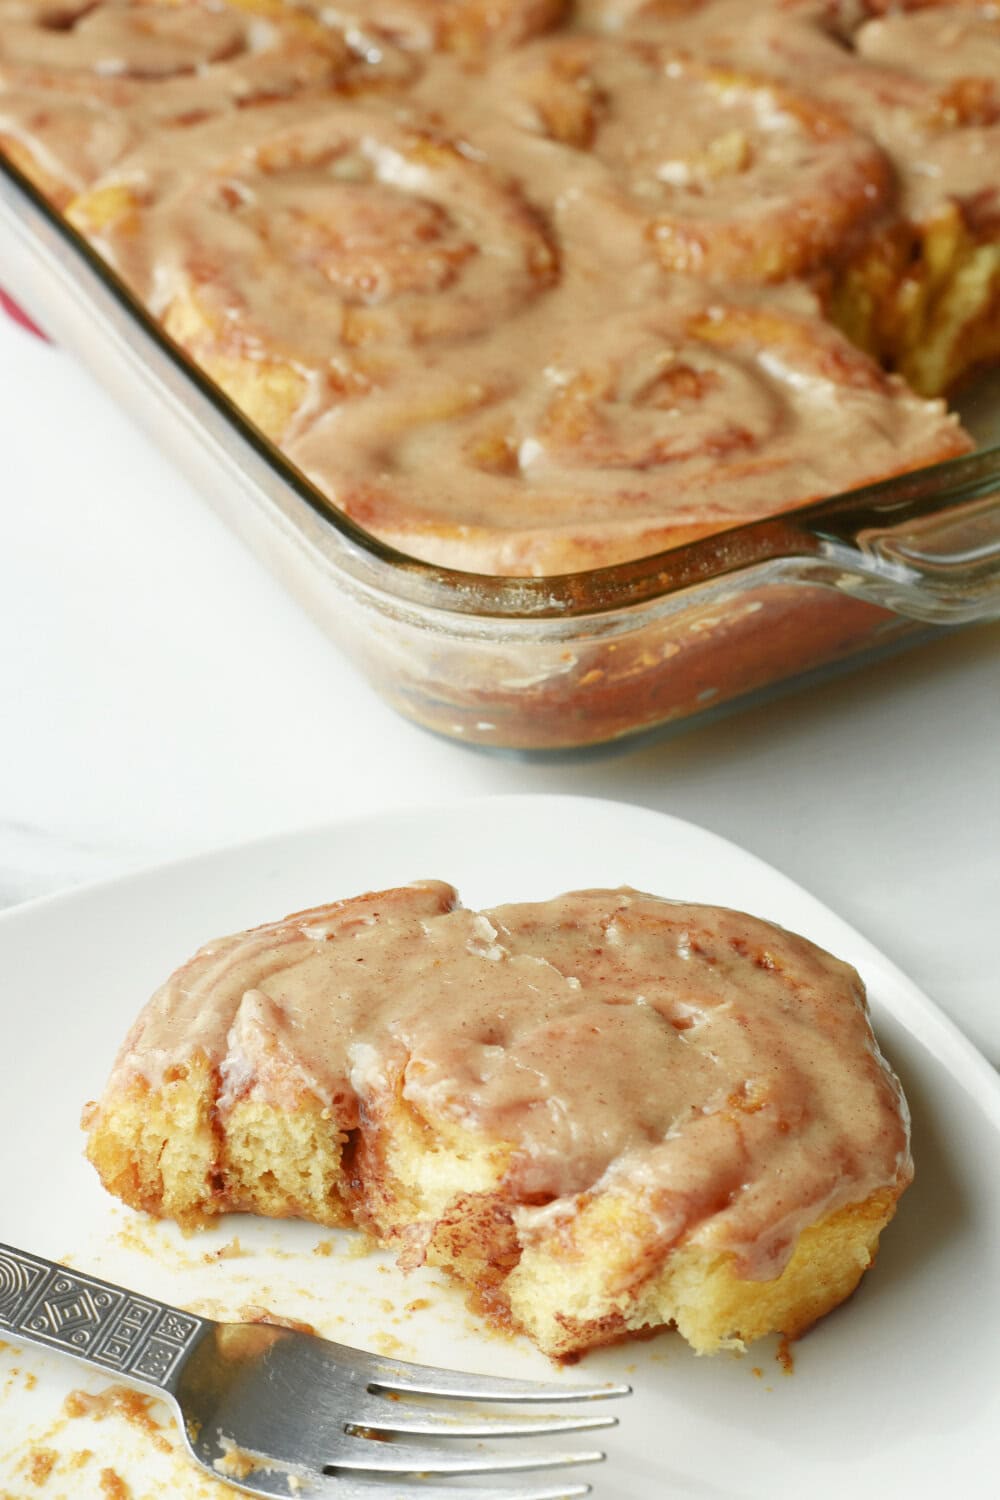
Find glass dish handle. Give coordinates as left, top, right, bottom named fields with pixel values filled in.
left=790, top=451, right=1000, bottom=626
left=612, top=451, right=1000, bottom=628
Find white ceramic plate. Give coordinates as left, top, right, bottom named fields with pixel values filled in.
left=1, top=795, right=998, bottom=1499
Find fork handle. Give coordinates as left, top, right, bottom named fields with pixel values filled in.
left=0, top=1241, right=206, bottom=1393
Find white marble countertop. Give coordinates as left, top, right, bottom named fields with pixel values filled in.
left=3, top=309, right=998, bottom=1063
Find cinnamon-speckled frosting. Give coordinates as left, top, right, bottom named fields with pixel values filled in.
left=103, top=882, right=913, bottom=1278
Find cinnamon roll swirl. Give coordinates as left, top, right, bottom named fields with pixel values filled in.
left=287, top=290, right=968, bottom=574
left=70, top=100, right=558, bottom=439
left=493, top=38, right=894, bottom=283
left=0, top=0, right=362, bottom=204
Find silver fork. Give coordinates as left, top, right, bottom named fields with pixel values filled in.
left=0, top=1243, right=629, bottom=1498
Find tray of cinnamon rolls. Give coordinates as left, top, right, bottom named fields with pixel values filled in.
left=2, top=0, right=1000, bottom=748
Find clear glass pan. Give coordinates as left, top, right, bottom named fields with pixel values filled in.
left=3, top=155, right=1000, bottom=750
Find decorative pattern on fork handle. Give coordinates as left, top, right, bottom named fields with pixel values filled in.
left=0, top=1244, right=203, bottom=1389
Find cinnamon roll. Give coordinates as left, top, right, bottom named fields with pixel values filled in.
left=493, top=38, right=894, bottom=283
left=0, top=0, right=363, bottom=204
left=69, top=99, right=558, bottom=440
left=83, top=881, right=913, bottom=1359
left=287, top=289, right=968, bottom=574
left=566, top=1, right=1000, bottom=395
left=816, top=6, right=1000, bottom=392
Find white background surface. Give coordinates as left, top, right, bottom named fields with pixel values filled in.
left=2, top=308, right=998, bottom=1061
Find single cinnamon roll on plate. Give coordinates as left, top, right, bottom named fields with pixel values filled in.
left=82, top=880, right=914, bottom=1360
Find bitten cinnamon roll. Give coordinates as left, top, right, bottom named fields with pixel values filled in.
left=83, top=881, right=914, bottom=1359
left=70, top=100, right=558, bottom=440
left=0, top=0, right=362, bottom=204
left=492, top=38, right=894, bottom=283
left=286, top=289, right=968, bottom=574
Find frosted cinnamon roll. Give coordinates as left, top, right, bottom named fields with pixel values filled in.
left=580, top=0, right=1000, bottom=393
left=70, top=100, right=558, bottom=440
left=566, top=2, right=926, bottom=104
left=813, top=8, right=1000, bottom=392
left=0, top=0, right=351, bottom=85
left=492, top=38, right=894, bottom=283
left=836, top=6, right=1000, bottom=226
left=287, top=289, right=968, bottom=574
left=0, top=0, right=362, bottom=204
left=83, top=881, right=914, bottom=1359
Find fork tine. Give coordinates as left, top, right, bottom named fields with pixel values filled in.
left=346, top=1401, right=617, bottom=1439
left=361, top=1355, right=630, bottom=1404
left=324, top=1437, right=605, bottom=1476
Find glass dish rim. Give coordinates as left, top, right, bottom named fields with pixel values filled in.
left=3, top=150, right=1000, bottom=625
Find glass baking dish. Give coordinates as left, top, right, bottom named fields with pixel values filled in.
left=3, top=153, right=1000, bottom=751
